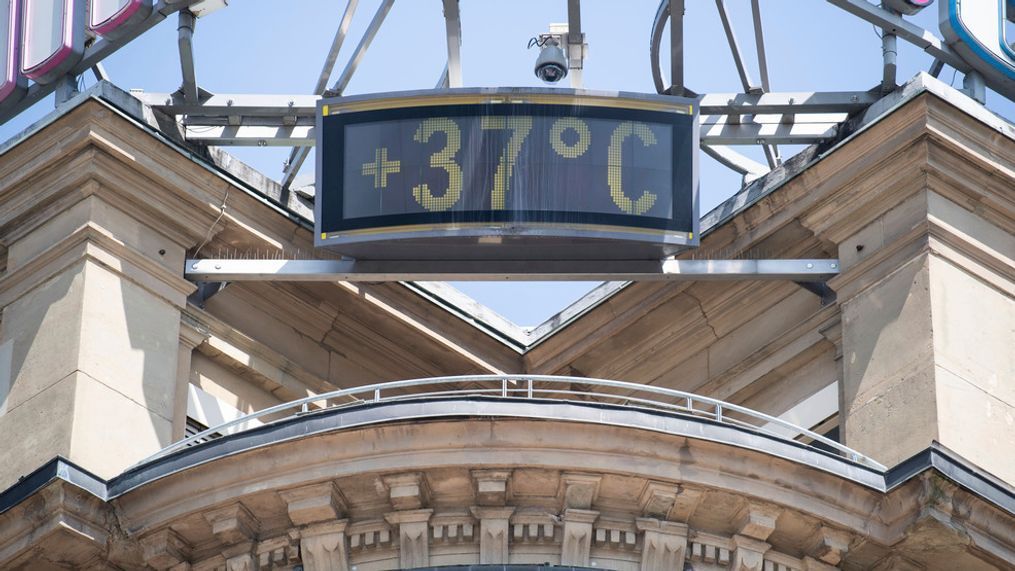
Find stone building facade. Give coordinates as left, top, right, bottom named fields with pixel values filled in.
left=0, top=74, right=1012, bottom=569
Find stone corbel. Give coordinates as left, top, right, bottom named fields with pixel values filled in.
left=807, top=526, right=850, bottom=566
left=140, top=528, right=192, bottom=570
left=635, top=518, right=688, bottom=571
left=560, top=508, right=599, bottom=566
left=734, top=502, right=781, bottom=541
left=381, top=472, right=431, bottom=511
left=732, top=534, right=771, bottom=571
left=203, top=503, right=259, bottom=546
left=470, top=506, right=515, bottom=564
left=559, top=472, right=601, bottom=510
left=299, top=520, right=350, bottom=571
left=384, top=509, right=433, bottom=569
left=278, top=481, right=347, bottom=526
left=638, top=481, right=680, bottom=520
left=472, top=469, right=511, bottom=506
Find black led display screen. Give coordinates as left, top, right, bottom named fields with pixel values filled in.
left=317, top=102, right=696, bottom=237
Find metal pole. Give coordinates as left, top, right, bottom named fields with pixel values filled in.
left=281, top=0, right=394, bottom=190
left=669, top=0, right=684, bottom=95
left=442, top=0, right=463, bottom=88
left=177, top=10, right=199, bottom=106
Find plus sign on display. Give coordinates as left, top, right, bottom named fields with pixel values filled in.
left=315, top=90, right=699, bottom=261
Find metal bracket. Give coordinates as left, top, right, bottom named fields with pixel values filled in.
left=184, top=258, right=840, bottom=282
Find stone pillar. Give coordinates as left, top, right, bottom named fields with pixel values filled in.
left=636, top=519, right=688, bottom=571
left=731, top=535, right=770, bottom=571
left=471, top=507, right=514, bottom=564
left=279, top=481, right=350, bottom=571
left=560, top=508, right=598, bottom=566
left=300, top=521, right=350, bottom=571
left=0, top=108, right=219, bottom=489
left=384, top=510, right=432, bottom=569
left=804, top=157, right=1015, bottom=480
left=173, top=317, right=207, bottom=439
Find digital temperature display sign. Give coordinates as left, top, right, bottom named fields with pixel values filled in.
left=315, top=90, right=698, bottom=259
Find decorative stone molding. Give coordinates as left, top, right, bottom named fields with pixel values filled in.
left=638, top=481, right=681, bottom=519
left=384, top=509, right=433, bottom=569
left=510, top=511, right=558, bottom=543
left=203, top=503, right=259, bottom=546
left=346, top=519, right=393, bottom=551
left=470, top=506, right=514, bottom=563
left=299, top=520, right=349, bottom=571
left=732, top=534, right=772, bottom=571
left=431, top=511, right=477, bottom=545
left=278, top=481, right=346, bottom=526
left=735, top=502, right=782, bottom=541
left=141, top=528, right=192, bottom=570
left=472, top=469, right=511, bottom=506
left=255, top=533, right=300, bottom=570
left=381, top=472, right=431, bottom=511
left=808, top=526, right=850, bottom=565
left=560, top=508, right=599, bottom=566
left=689, top=532, right=732, bottom=566
left=559, top=472, right=601, bottom=509
left=636, top=518, right=688, bottom=570
left=593, top=519, right=638, bottom=551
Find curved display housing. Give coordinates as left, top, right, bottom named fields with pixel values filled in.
left=0, top=0, right=27, bottom=111
left=21, top=0, right=85, bottom=84
left=315, top=89, right=700, bottom=261
left=87, top=0, right=152, bottom=41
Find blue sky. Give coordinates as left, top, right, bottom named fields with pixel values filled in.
left=2, top=1, right=1013, bottom=326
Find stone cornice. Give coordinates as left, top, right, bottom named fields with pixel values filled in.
left=0, top=221, right=195, bottom=309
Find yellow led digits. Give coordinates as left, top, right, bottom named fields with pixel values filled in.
left=361, top=147, right=400, bottom=188
left=412, top=117, right=463, bottom=212
left=607, top=121, right=658, bottom=216
left=550, top=117, right=591, bottom=158
left=481, top=116, right=533, bottom=209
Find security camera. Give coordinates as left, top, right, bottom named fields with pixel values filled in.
left=532, top=38, right=568, bottom=83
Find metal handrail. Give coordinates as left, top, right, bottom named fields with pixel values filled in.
left=141, top=375, right=886, bottom=470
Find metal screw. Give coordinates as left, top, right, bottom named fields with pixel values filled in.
left=831, top=263, right=838, bottom=269
left=191, top=263, right=198, bottom=269
left=215, top=264, right=221, bottom=270
left=850, top=95, right=859, bottom=102
left=806, top=263, right=814, bottom=269
left=227, top=99, right=234, bottom=106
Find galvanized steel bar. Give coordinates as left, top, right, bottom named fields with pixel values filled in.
left=185, top=258, right=840, bottom=282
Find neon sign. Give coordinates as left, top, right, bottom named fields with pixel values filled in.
left=21, top=0, right=85, bottom=84
left=88, top=0, right=152, bottom=41
left=0, top=0, right=26, bottom=111
left=941, top=0, right=1015, bottom=96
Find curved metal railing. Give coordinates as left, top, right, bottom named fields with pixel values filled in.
left=142, top=375, right=885, bottom=470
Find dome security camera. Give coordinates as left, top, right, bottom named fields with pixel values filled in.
left=534, top=39, right=569, bottom=84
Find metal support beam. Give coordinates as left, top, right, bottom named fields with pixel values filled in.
left=280, top=0, right=359, bottom=186
left=702, top=144, right=768, bottom=181
left=750, top=0, right=769, bottom=93
left=139, top=90, right=875, bottom=123
left=566, top=0, right=584, bottom=89
left=177, top=10, right=199, bottom=105
left=91, top=63, right=109, bottom=82
left=669, top=0, right=684, bottom=94
left=823, top=0, right=970, bottom=72
left=179, top=116, right=840, bottom=147
left=715, top=0, right=758, bottom=93
left=185, top=258, right=840, bottom=282
left=280, top=0, right=394, bottom=190
left=0, top=0, right=203, bottom=125
left=442, top=0, right=463, bottom=88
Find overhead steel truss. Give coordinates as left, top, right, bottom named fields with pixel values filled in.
left=0, top=0, right=997, bottom=190
left=131, top=0, right=988, bottom=189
